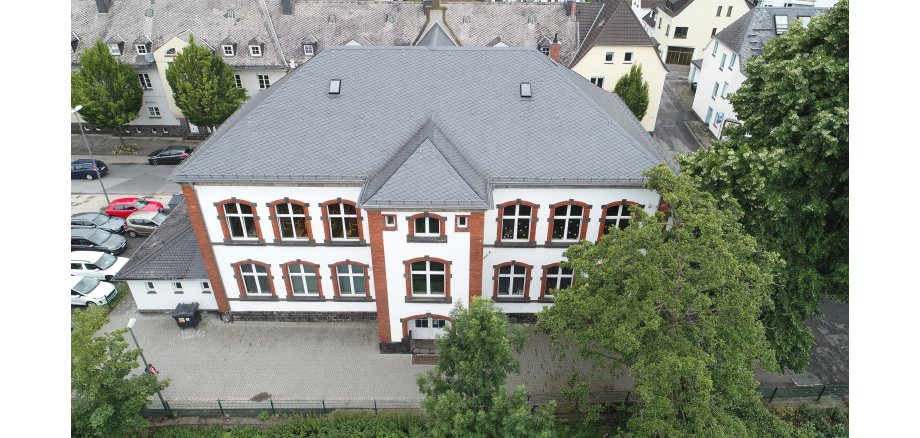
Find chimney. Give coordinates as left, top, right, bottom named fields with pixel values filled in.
left=281, top=0, right=293, bottom=15
left=549, top=33, right=561, bottom=63
left=567, top=1, right=577, bottom=20
left=95, top=0, right=111, bottom=13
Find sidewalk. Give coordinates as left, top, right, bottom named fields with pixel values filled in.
left=72, top=134, right=203, bottom=164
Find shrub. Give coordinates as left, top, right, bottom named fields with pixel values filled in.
left=114, top=143, right=140, bottom=154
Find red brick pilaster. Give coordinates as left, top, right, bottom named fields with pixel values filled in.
left=181, top=184, right=231, bottom=312
left=367, top=211, right=392, bottom=343
left=468, top=211, right=485, bottom=305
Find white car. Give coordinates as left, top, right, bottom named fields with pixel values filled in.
left=71, top=276, right=117, bottom=307
left=70, top=251, right=129, bottom=280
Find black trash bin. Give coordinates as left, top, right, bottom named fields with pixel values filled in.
left=172, top=302, right=200, bottom=329
left=691, top=82, right=698, bottom=93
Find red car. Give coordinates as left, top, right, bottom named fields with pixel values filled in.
left=105, top=198, right=164, bottom=219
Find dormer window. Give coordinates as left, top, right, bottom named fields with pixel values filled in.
left=223, top=45, right=235, bottom=57
left=108, top=43, right=121, bottom=55
left=328, top=15, right=337, bottom=24
left=303, top=44, right=314, bottom=57
left=385, top=13, right=395, bottom=23
left=463, top=15, right=471, bottom=24
left=539, top=46, right=549, bottom=56
left=249, top=45, right=262, bottom=57
left=527, top=15, right=536, bottom=24
left=135, top=44, right=147, bottom=54
left=775, top=16, right=789, bottom=34
left=165, top=48, right=177, bottom=57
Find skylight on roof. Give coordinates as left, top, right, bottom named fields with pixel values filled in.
left=775, top=15, right=789, bottom=34
left=798, top=16, right=812, bottom=27
left=329, top=79, right=341, bottom=95
left=520, top=82, right=532, bottom=98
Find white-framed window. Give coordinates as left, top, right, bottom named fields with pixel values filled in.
left=410, top=260, right=446, bottom=296
left=415, top=318, right=446, bottom=328
left=712, top=41, right=719, bottom=56
left=224, top=202, right=258, bottom=239
left=239, top=263, right=271, bottom=295
left=146, top=281, right=156, bottom=294
left=590, top=77, right=604, bottom=88
left=234, top=74, right=242, bottom=88
left=136, top=44, right=147, bottom=54
left=720, top=53, right=727, bottom=69
left=138, top=73, right=152, bottom=89
left=201, top=281, right=212, bottom=294
left=497, top=264, right=528, bottom=296
left=775, top=16, right=789, bottom=34
left=327, top=202, right=359, bottom=240
left=303, top=44, right=314, bottom=56
left=729, top=53, right=737, bottom=69
left=727, top=6, right=733, bottom=17
left=287, top=264, right=320, bottom=295
left=711, top=27, right=717, bottom=37
left=165, top=48, right=177, bottom=57
left=551, top=204, right=583, bottom=241
left=602, top=204, right=635, bottom=235
left=108, top=43, right=120, bottom=55
left=604, top=52, right=614, bottom=63
left=716, top=6, right=722, bottom=16
left=665, top=24, right=670, bottom=37
left=249, top=45, right=262, bottom=57
left=721, top=81, right=729, bottom=98
left=173, top=282, right=184, bottom=294
left=539, top=46, right=549, bottom=56
left=275, top=202, right=309, bottom=240
left=147, top=106, right=161, bottom=117
left=223, top=45, right=234, bottom=57
left=544, top=266, right=573, bottom=297
left=500, top=204, right=532, bottom=241
left=705, top=106, right=713, bottom=125
left=462, top=15, right=471, bottom=24
left=624, top=52, right=633, bottom=63
left=335, top=264, right=366, bottom=296
left=384, top=215, right=397, bottom=228
left=257, top=74, right=270, bottom=90
left=414, top=216, right=440, bottom=236
left=456, top=215, right=468, bottom=229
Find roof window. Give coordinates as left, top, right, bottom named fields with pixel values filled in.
left=385, top=13, right=395, bottom=23
left=520, top=82, right=532, bottom=98
left=527, top=15, right=536, bottom=24
left=463, top=15, right=471, bottom=24
left=329, top=79, right=341, bottom=95
left=775, top=15, right=789, bottom=34
left=328, top=15, right=337, bottom=24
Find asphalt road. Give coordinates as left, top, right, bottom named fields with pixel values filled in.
left=70, top=163, right=180, bottom=195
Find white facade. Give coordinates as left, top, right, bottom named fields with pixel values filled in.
left=647, top=0, right=751, bottom=65
left=690, top=39, right=746, bottom=137
left=759, top=0, right=838, bottom=7
left=129, top=279, right=218, bottom=311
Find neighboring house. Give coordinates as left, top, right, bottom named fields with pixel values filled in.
left=689, top=6, right=825, bottom=137
left=72, top=0, right=667, bottom=134
left=758, top=0, right=837, bottom=7
left=630, top=0, right=660, bottom=20
left=642, top=0, right=753, bottom=66
left=127, top=46, right=674, bottom=353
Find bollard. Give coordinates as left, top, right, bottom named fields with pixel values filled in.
left=624, top=391, right=630, bottom=405
left=270, top=399, right=276, bottom=416
left=322, top=399, right=327, bottom=414
left=817, top=385, right=827, bottom=402
left=374, top=400, right=378, bottom=416
left=217, top=400, right=225, bottom=417
left=768, top=387, right=778, bottom=403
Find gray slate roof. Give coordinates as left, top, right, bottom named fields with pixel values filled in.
left=569, top=0, right=658, bottom=67
left=714, top=6, right=826, bottom=74
left=416, top=22, right=458, bottom=47
left=114, top=201, right=207, bottom=281
left=171, top=46, right=674, bottom=207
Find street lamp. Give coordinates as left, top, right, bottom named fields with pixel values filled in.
left=127, top=318, right=169, bottom=412
left=72, top=105, right=110, bottom=205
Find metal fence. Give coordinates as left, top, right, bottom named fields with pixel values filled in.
left=141, top=385, right=847, bottom=418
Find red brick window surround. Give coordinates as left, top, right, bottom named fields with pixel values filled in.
left=598, top=200, right=644, bottom=240
left=280, top=260, right=323, bottom=299
left=404, top=256, right=451, bottom=301
left=320, top=199, right=365, bottom=243
left=329, top=260, right=371, bottom=299
left=540, top=262, right=574, bottom=302
left=455, top=215, right=470, bottom=232
left=492, top=261, right=533, bottom=301
left=383, top=214, right=398, bottom=231
left=215, top=198, right=264, bottom=243
left=231, top=260, right=276, bottom=299
left=407, top=213, right=447, bottom=242
left=546, top=200, right=592, bottom=244
left=496, top=200, right=539, bottom=244
left=266, top=198, right=313, bottom=243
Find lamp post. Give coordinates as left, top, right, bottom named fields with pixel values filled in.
left=127, top=318, right=169, bottom=412
left=72, top=106, right=110, bottom=205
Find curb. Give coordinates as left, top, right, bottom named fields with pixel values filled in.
left=72, top=154, right=150, bottom=165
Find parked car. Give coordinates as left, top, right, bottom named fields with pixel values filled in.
left=71, top=276, right=117, bottom=307
left=105, top=197, right=164, bottom=219
left=71, top=159, right=108, bottom=180
left=71, top=228, right=127, bottom=255
left=126, top=210, right=167, bottom=237
left=70, top=251, right=129, bottom=280
left=147, top=146, right=192, bottom=165
left=71, top=212, right=126, bottom=234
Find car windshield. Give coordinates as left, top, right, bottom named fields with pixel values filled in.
left=90, top=214, right=107, bottom=226
left=88, top=230, right=110, bottom=244
left=152, top=213, right=167, bottom=225
left=73, top=277, right=99, bottom=294
left=96, top=253, right=117, bottom=269
left=132, top=199, right=148, bottom=209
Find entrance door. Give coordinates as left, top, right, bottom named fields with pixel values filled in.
left=411, top=317, right=449, bottom=340
left=665, top=46, right=694, bottom=65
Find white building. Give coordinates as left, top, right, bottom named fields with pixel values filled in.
left=689, top=6, right=825, bottom=137
left=641, top=0, right=753, bottom=66
left=758, top=0, right=838, bottom=7
left=117, top=45, right=674, bottom=353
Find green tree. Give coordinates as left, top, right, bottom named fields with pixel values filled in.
left=165, top=35, right=247, bottom=130
left=538, top=165, right=795, bottom=437
left=678, top=0, right=848, bottom=371
left=71, top=41, right=143, bottom=147
left=613, top=64, right=650, bottom=121
left=418, top=298, right=556, bottom=438
left=72, top=306, right=168, bottom=437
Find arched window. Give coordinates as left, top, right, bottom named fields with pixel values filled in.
left=598, top=201, right=643, bottom=240
left=408, top=213, right=447, bottom=242
left=231, top=260, right=274, bottom=298
left=330, top=261, right=370, bottom=299
left=281, top=260, right=322, bottom=298
left=496, top=200, right=538, bottom=243
left=321, top=199, right=363, bottom=242
left=267, top=198, right=312, bottom=242
left=215, top=198, right=263, bottom=242
left=493, top=261, right=532, bottom=300
left=405, top=257, right=451, bottom=298
left=540, top=263, right=574, bottom=301
left=546, top=200, right=591, bottom=243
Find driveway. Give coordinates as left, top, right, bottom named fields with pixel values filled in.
left=653, top=71, right=714, bottom=157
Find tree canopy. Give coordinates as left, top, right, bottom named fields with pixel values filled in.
left=538, top=165, right=794, bottom=437
left=418, top=298, right=556, bottom=438
left=678, top=0, right=848, bottom=371
left=613, top=64, right=650, bottom=121
left=165, top=35, right=247, bottom=129
left=71, top=41, right=143, bottom=145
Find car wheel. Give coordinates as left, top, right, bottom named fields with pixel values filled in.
left=151, top=159, right=159, bottom=165
left=85, top=174, right=94, bottom=180
left=104, top=276, right=114, bottom=281
left=85, top=302, right=97, bottom=308
left=128, top=230, right=138, bottom=238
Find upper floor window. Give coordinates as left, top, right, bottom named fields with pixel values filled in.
left=541, top=264, right=573, bottom=300
left=729, top=53, right=737, bottom=69
left=712, top=28, right=717, bottom=37
left=138, top=73, right=152, bottom=90
left=258, top=74, right=271, bottom=90
left=223, top=45, right=235, bottom=57
left=605, top=52, right=614, bottom=63
left=712, top=81, right=720, bottom=99
left=599, top=201, right=642, bottom=239
left=331, top=262, right=369, bottom=298
left=721, top=81, right=729, bottom=98
left=218, top=200, right=261, bottom=241
left=547, top=201, right=590, bottom=242
left=712, top=41, right=719, bottom=56
left=282, top=261, right=322, bottom=297
left=303, top=44, right=314, bottom=56
left=383, top=214, right=397, bottom=231
left=108, top=43, right=121, bottom=55
left=323, top=200, right=362, bottom=241
left=249, top=45, right=262, bottom=57
left=590, top=77, right=605, bottom=88
left=674, top=27, right=688, bottom=39
left=727, top=6, right=733, bottom=17
left=408, top=259, right=448, bottom=297
left=201, top=281, right=212, bottom=294
left=717, top=6, right=723, bottom=16
left=720, top=53, right=727, bottom=69
left=539, top=46, right=550, bottom=56
left=497, top=201, right=537, bottom=243
left=135, top=44, right=148, bottom=54
left=269, top=200, right=311, bottom=241
left=234, top=74, right=243, bottom=88
left=165, top=48, right=177, bottom=57
left=494, top=262, right=531, bottom=299
left=233, top=261, right=274, bottom=297
left=665, top=24, right=670, bottom=37
left=624, top=52, right=633, bottom=63
left=408, top=213, right=446, bottom=241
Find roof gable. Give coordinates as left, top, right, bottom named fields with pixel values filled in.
left=416, top=22, right=457, bottom=46
left=570, top=0, right=657, bottom=67
left=715, top=6, right=826, bottom=73
left=114, top=202, right=207, bottom=281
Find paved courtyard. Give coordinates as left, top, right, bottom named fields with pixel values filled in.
left=653, top=70, right=715, bottom=157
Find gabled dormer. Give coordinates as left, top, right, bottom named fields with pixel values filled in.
left=133, top=36, right=152, bottom=55
left=248, top=37, right=264, bottom=57
left=105, top=34, right=125, bottom=56
left=220, top=36, right=238, bottom=57
left=343, top=35, right=370, bottom=46
left=301, top=35, right=318, bottom=58
left=536, top=35, right=552, bottom=57
left=486, top=36, right=508, bottom=48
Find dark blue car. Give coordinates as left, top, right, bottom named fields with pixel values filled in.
left=71, top=159, right=108, bottom=180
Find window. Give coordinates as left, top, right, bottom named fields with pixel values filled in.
left=705, top=106, right=714, bottom=125
left=605, top=52, right=614, bottom=63
left=234, top=74, right=242, bottom=88
left=257, top=74, right=270, bottom=90
left=658, top=18, right=661, bottom=29
left=385, top=13, right=396, bottom=23
left=590, top=77, right=604, bottom=88
left=775, top=16, right=789, bottom=34
left=414, top=216, right=439, bottom=236
left=720, top=53, right=727, bottom=69
left=674, top=27, right=688, bottom=39
left=665, top=24, right=670, bottom=37
left=201, top=281, right=212, bottom=294
left=799, top=16, right=812, bottom=27
left=383, top=214, right=397, bottom=230
left=409, top=259, right=447, bottom=296
left=727, top=6, right=733, bottom=17
left=716, top=6, right=722, bottom=17
left=712, top=82, right=719, bottom=99
left=712, top=41, right=719, bottom=56
left=539, top=46, right=549, bottom=56
left=234, top=261, right=273, bottom=297
left=283, top=262, right=321, bottom=296
left=624, top=52, right=633, bottom=63
left=548, top=202, right=589, bottom=242
left=527, top=15, right=536, bottom=24
left=147, top=106, right=161, bottom=117
left=462, top=15, right=470, bottom=24
left=324, top=200, right=361, bottom=241
left=223, top=45, right=234, bottom=56
left=108, top=43, right=120, bottom=55
left=333, top=263, right=368, bottom=297
left=415, top=318, right=446, bottom=329
left=221, top=201, right=260, bottom=240
left=711, top=27, right=717, bottom=37
left=329, top=79, right=341, bottom=94
left=456, top=215, right=468, bottom=229
left=729, top=53, right=737, bottom=69
left=520, top=82, right=532, bottom=98
left=328, top=14, right=337, bottom=24
left=721, top=81, right=729, bottom=98
left=599, top=202, right=641, bottom=238
left=137, top=73, right=152, bottom=90
left=303, top=44, right=314, bottom=56
left=270, top=201, right=311, bottom=241
left=165, top=48, right=176, bottom=57
left=498, top=201, right=537, bottom=242
left=541, top=264, right=573, bottom=300
left=173, top=282, right=184, bottom=294
left=136, top=44, right=147, bottom=54
left=249, top=45, right=262, bottom=57
left=146, top=281, right=156, bottom=294
left=494, top=262, right=531, bottom=298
